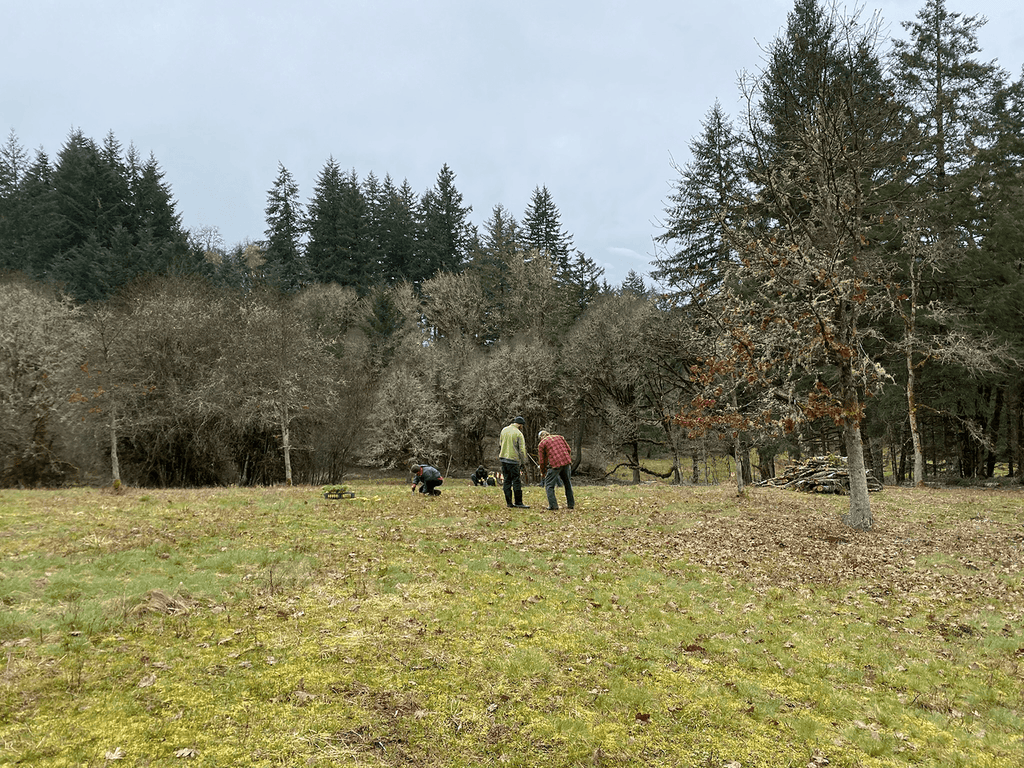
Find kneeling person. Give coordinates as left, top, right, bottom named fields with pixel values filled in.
left=411, top=464, right=443, bottom=496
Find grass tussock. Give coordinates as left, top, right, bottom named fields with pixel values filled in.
left=1, top=481, right=1022, bottom=767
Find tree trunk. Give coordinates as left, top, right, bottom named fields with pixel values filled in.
left=869, top=435, right=885, bottom=486
left=895, top=418, right=908, bottom=484
left=109, top=403, right=120, bottom=487
left=571, top=415, right=585, bottom=472
left=661, top=419, right=682, bottom=485
left=741, top=443, right=753, bottom=484
left=757, top=446, right=777, bottom=481
left=986, top=386, right=1004, bottom=478
left=281, top=405, right=293, bottom=486
left=731, top=388, right=744, bottom=495
left=907, top=346, right=925, bottom=487
left=733, top=437, right=745, bottom=495
left=1009, top=384, right=1021, bottom=478
left=843, top=422, right=873, bottom=530
left=840, top=358, right=872, bottom=530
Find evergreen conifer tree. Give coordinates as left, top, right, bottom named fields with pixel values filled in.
left=16, top=151, right=58, bottom=280
left=619, top=270, right=648, bottom=297
left=360, top=171, right=386, bottom=287
left=305, top=158, right=350, bottom=285
left=0, top=131, right=30, bottom=273
left=263, top=162, right=307, bottom=292
left=894, top=0, right=1006, bottom=199
left=375, top=175, right=419, bottom=288
left=892, top=0, right=1018, bottom=479
left=653, top=101, right=745, bottom=300
left=705, top=0, right=913, bottom=528
left=522, top=185, right=573, bottom=271
left=417, top=164, right=472, bottom=287
left=468, top=204, right=520, bottom=343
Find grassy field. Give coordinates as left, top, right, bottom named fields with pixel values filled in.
left=1, top=479, right=1022, bottom=767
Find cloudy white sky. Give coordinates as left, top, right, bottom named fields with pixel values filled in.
left=5, top=0, right=1022, bottom=287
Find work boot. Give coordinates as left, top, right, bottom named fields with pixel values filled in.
left=504, top=489, right=514, bottom=508
left=513, top=490, right=530, bottom=509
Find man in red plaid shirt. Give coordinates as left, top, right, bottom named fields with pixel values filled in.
left=537, top=430, right=575, bottom=511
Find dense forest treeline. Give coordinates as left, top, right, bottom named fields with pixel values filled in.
left=2, top=0, right=1022, bottom=514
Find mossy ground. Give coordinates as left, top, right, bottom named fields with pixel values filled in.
left=1, top=480, right=1022, bottom=766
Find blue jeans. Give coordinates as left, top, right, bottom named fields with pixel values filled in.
left=544, top=464, right=574, bottom=509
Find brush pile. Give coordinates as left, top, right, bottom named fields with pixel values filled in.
left=757, top=455, right=883, bottom=494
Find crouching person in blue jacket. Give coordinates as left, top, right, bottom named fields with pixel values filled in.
left=411, top=464, right=443, bottom=496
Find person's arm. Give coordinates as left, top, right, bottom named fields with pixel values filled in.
left=517, top=433, right=530, bottom=466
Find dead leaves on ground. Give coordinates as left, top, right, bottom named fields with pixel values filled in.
left=475, top=486, right=1024, bottom=608
left=658, top=490, right=1024, bottom=603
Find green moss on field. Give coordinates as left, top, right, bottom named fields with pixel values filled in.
left=1, top=483, right=1022, bottom=766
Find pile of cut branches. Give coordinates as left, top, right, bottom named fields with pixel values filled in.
left=757, top=455, right=883, bottom=494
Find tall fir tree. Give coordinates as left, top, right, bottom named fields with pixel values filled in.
left=893, top=0, right=1006, bottom=198
left=305, top=158, right=368, bottom=288
left=757, top=0, right=841, bottom=165
left=0, top=131, right=31, bottom=272
left=51, top=130, right=105, bottom=263
left=15, top=151, right=58, bottom=280
left=707, top=0, right=913, bottom=528
left=521, top=185, right=573, bottom=271
left=560, top=248, right=606, bottom=318
left=893, top=0, right=1018, bottom=478
left=304, top=157, right=341, bottom=286
left=468, top=203, right=521, bottom=343
left=653, top=101, right=745, bottom=300
left=619, top=269, right=648, bottom=297
left=131, top=149, right=184, bottom=244
left=263, top=162, right=307, bottom=292
left=0, top=130, right=28, bottom=200
left=360, top=171, right=385, bottom=284
left=376, top=175, right=418, bottom=288
left=417, top=164, right=472, bottom=287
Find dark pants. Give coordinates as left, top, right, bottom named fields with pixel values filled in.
left=419, top=477, right=443, bottom=495
left=544, top=464, right=574, bottom=509
left=501, top=460, right=524, bottom=506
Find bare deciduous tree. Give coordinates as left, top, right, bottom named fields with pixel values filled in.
left=0, top=277, right=82, bottom=486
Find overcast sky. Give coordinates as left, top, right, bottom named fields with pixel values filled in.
left=5, top=0, right=1022, bottom=288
